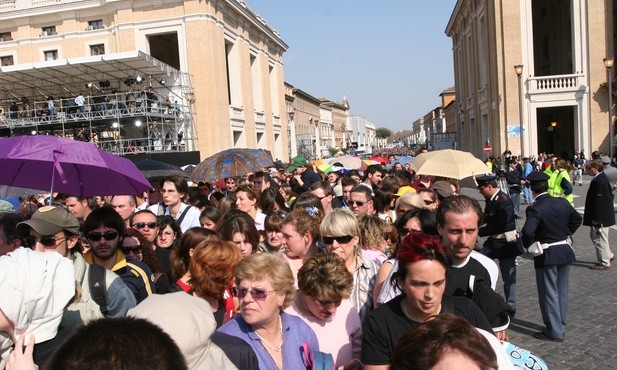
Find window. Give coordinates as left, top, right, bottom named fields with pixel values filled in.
left=1, top=55, right=13, bottom=66
left=41, top=26, right=56, bottom=36
left=44, top=50, right=58, bottom=61
left=90, top=44, right=105, bottom=56
left=0, top=32, right=12, bottom=42
left=87, top=20, right=104, bottom=30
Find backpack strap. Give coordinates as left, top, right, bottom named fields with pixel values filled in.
left=175, top=205, right=191, bottom=227
left=88, top=264, right=108, bottom=316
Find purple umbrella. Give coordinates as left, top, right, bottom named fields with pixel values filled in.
left=0, top=135, right=152, bottom=197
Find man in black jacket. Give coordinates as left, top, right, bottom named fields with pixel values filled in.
left=584, top=159, right=615, bottom=270
left=504, top=159, right=523, bottom=217
left=476, top=174, right=524, bottom=311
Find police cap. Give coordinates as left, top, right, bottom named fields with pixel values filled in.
left=475, top=173, right=497, bottom=187
left=526, top=171, right=549, bottom=183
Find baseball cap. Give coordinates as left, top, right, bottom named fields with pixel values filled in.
left=17, top=205, right=80, bottom=236
left=286, top=156, right=308, bottom=172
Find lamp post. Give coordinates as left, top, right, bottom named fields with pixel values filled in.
left=514, top=65, right=524, bottom=158
left=604, top=58, right=614, bottom=159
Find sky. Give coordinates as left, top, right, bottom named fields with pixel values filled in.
left=246, top=0, right=458, bottom=132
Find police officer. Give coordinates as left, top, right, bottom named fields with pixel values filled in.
left=476, top=173, right=524, bottom=312
left=522, top=171, right=582, bottom=342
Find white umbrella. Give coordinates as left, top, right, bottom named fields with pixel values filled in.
left=411, top=149, right=490, bottom=180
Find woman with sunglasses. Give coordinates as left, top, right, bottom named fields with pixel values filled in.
left=286, top=253, right=363, bottom=370
left=373, top=209, right=437, bottom=307
left=362, top=232, right=492, bottom=370
left=280, top=209, right=320, bottom=282
left=218, top=253, right=320, bottom=370
left=122, top=229, right=170, bottom=294
left=417, top=188, right=440, bottom=212
left=234, top=185, right=266, bottom=231
left=320, top=209, right=379, bottom=323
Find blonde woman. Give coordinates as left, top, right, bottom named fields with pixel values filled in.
left=320, top=209, right=379, bottom=322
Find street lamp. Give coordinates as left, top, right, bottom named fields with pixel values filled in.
left=514, top=65, right=524, bottom=158
left=604, top=58, right=614, bottom=159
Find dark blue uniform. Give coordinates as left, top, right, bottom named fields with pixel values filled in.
left=522, top=192, right=582, bottom=340
left=479, top=189, right=523, bottom=309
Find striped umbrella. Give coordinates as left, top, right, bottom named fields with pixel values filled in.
left=191, top=148, right=274, bottom=183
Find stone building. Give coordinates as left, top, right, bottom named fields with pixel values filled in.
left=0, top=0, right=289, bottom=163
left=446, top=0, right=613, bottom=159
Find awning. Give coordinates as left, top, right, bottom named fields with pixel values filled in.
left=0, top=51, right=185, bottom=103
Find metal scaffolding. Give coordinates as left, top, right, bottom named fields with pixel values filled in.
left=0, top=51, right=196, bottom=155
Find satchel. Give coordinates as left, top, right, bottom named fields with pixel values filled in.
left=302, top=341, right=334, bottom=370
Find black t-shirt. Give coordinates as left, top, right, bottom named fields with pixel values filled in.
left=362, top=294, right=492, bottom=366
left=445, top=257, right=492, bottom=298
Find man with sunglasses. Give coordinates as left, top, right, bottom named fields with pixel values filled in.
left=17, top=206, right=136, bottom=328
left=349, top=184, right=373, bottom=217
left=82, top=206, right=155, bottom=303
left=130, top=210, right=172, bottom=279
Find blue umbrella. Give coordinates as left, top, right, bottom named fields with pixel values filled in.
left=191, top=148, right=274, bottom=183
left=397, top=156, right=414, bottom=165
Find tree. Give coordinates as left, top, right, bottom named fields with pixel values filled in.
left=376, top=127, right=392, bottom=139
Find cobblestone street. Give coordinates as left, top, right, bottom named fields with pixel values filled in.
left=462, top=175, right=617, bottom=369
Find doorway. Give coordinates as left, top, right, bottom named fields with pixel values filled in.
left=536, top=106, right=575, bottom=158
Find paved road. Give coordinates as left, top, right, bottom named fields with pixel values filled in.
left=461, top=175, right=617, bottom=369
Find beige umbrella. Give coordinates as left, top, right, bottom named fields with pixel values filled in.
left=411, top=149, right=490, bottom=180
left=325, top=155, right=363, bottom=170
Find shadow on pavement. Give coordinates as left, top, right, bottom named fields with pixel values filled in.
left=509, top=318, right=544, bottom=336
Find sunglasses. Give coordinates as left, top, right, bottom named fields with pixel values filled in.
left=322, top=235, right=354, bottom=245
left=23, top=235, right=67, bottom=248
left=267, top=210, right=288, bottom=219
left=314, top=298, right=342, bottom=308
left=133, top=222, right=157, bottom=229
left=231, top=287, right=275, bottom=300
left=86, top=231, right=119, bottom=241
left=121, top=245, right=142, bottom=254
left=348, top=200, right=365, bottom=207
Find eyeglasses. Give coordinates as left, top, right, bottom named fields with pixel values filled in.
left=121, top=245, right=142, bottom=254
left=86, top=231, right=119, bottom=241
left=133, top=222, right=157, bottom=229
left=348, top=200, right=365, bottom=207
left=23, top=235, right=67, bottom=248
left=314, top=298, right=342, bottom=309
left=322, top=235, right=354, bottom=245
left=231, top=287, right=275, bottom=300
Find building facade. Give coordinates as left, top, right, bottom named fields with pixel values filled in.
left=0, top=0, right=289, bottom=162
left=446, top=0, right=612, bottom=159
left=349, top=114, right=377, bottom=154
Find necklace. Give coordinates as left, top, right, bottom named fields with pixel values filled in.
left=400, top=300, right=414, bottom=321
left=254, top=315, right=283, bottom=352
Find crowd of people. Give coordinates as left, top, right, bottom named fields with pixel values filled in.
left=1, top=147, right=613, bottom=369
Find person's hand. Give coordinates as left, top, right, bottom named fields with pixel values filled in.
left=338, top=358, right=362, bottom=370
left=7, top=334, right=37, bottom=370
left=495, top=330, right=509, bottom=342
